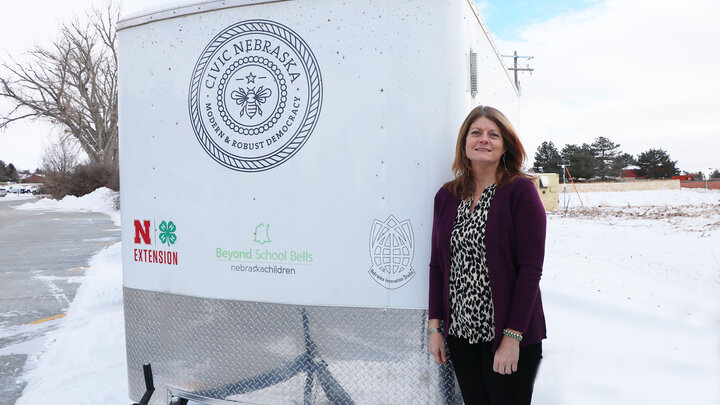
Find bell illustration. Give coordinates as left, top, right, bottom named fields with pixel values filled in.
left=253, top=223, right=271, bottom=244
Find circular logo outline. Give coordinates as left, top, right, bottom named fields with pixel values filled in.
left=189, top=20, right=323, bottom=172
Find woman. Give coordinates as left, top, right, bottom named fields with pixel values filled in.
left=428, top=106, right=546, bottom=404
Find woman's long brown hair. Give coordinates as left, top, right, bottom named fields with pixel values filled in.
left=444, top=106, right=529, bottom=199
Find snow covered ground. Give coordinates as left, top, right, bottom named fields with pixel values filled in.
left=11, top=188, right=720, bottom=404
left=14, top=243, right=126, bottom=405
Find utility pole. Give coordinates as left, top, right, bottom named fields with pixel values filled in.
left=559, top=163, right=570, bottom=212
left=502, top=51, right=534, bottom=91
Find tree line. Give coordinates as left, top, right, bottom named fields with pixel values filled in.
left=532, top=137, right=682, bottom=180
left=0, top=160, right=20, bottom=182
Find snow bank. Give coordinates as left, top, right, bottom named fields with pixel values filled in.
left=15, top=243, right=127, bottom=405
left=14, top=187, right=120, bottom=226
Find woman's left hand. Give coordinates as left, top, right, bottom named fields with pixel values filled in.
left=493, top=335, right=520, bottom=375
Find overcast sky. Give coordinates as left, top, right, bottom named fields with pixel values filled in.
left=1, top=0, right=718, bottom=173
left=0, top=0, right=98, bottom=171
left=484, top=0, right=720, bottom=173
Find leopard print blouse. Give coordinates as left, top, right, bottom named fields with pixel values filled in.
left=448, top=184, right=497, bottom=344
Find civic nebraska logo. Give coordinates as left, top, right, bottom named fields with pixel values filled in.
left=189, top=19, right=323, bottom=172
left=368, top=215, right=416, bottom=289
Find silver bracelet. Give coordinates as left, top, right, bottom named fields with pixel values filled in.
left=428, top=327, right=443, bottom=336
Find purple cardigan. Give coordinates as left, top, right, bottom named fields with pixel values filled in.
left=428, top=176, right=547, bottom=351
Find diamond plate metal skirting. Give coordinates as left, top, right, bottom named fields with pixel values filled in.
left=124, top=288, right=463, bottom=405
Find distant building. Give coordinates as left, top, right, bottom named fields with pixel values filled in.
left=621, top=165, right=640, bottom=179
left=20, top=174, right=44, bottom=184
left=672, top=173, right=694, bottom=181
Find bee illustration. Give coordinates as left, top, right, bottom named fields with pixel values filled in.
left=231, top=86, right=272, bottom=119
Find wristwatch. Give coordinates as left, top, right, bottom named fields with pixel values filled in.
left=428, top=327, right=443, bottom=335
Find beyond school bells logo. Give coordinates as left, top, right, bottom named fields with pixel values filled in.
left=189, top=20, right=323, bottom=172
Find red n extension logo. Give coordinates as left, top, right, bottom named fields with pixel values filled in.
left=134, top=220, right=151, bottom=244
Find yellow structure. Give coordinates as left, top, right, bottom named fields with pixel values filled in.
left=532, top=173, right=559, bottom=211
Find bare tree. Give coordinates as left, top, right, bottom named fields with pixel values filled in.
left=42, top=135, right=83, bottom=177
left=40, top=134, right=82, bottom=199
left=0, top=4, right=118, bottom=165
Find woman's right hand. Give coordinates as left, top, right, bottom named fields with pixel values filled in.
left=428, top=332, right=447, bottom=364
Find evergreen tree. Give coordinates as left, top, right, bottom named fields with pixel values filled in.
left=532, top=141, right=562, bottom=174
left=612, top=153, right=636, bottom=175
left=591, top=137, right=621, bottom=179
left=6, top=163, right=19, bottom=181
left=561, top=143, right=596, bottom=179
left=692, top=172, right=705, bottom=181
left=0, top=160, right=17, bottom=182
left=710, top=169, right=720, bottom=179
left=635, top=148, right=679, bottom=178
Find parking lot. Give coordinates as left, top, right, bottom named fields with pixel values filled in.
left=0, top=198, right=120, bottom=405
left=0, top=185, right=40, bottom=198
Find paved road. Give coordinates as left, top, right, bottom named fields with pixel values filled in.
left=0, top=197, right=120, bottom=405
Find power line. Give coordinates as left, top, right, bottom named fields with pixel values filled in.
left=502, top=51, right=534, bottom=92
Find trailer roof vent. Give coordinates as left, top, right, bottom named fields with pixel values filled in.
left=470, top=51, right=478, bottom=97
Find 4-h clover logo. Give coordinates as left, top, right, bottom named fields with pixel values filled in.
left=158, top=221, right=177, bottom=246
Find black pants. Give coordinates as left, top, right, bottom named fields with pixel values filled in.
left=446, top=335, right=542, bottom=405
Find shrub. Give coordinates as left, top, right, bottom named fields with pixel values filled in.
left=43, top=162, right=119, bottom=199
left=67, top=163, right=119, bottom=196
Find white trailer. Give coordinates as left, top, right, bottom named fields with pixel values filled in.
left=118, top=1, right=518, bottom=403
